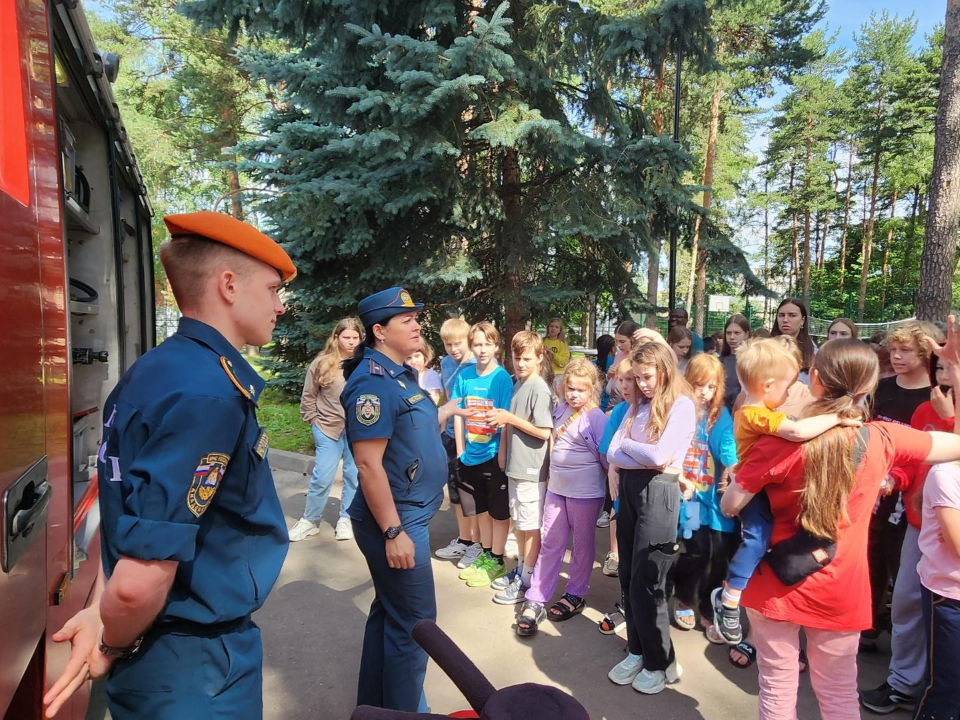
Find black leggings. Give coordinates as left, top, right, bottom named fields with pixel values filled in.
left=617, top=469, right=681, bottom=672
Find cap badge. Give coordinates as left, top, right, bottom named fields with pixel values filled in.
left=400, top=290, right=414, bottom=307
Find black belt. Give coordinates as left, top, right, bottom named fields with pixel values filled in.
left=153, top=614, right=251, bottom=638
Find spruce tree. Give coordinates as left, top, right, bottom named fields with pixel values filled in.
left=183, top=0, right=715, bottom=391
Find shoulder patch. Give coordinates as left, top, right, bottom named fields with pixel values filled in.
left=187, top=453, right=229, bottom=517
left=356, top=394, right=381, bottom=426
left=220, top=357, right=252, bottom=400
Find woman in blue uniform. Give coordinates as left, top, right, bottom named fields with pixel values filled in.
left=341, top=287, right=464, bottom=712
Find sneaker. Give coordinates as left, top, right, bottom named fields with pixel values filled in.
left=631, top=661, right=682, bottom=695
left=711, top=586, right=743, bottom=644
left=458, top=553, right=491, bottom=581
left=608, top=653, right=644, bottom=685
left=602, top=551, right=619, bottom=577
left=435, top=537, right=470, bottom=559
left=456, top=543, right=483, bottom=570
left=597, top=510, right=611, bottom=528
left=492, top=574, right=527, bottom=604
left=466, top=558, right=508, bottom=587
left=859, top=682, right=916, bottom=714
left=288, top=518, right=320, bottom=542
left=491, top=567, right=519, bottom=591
left=334, top=517, right=354, bottom=541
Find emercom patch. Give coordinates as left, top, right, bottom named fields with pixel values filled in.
left=356, top=394, right=381, bottom=426
left=187, top=453, right=229, bottom=517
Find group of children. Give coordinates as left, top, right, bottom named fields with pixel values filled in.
left=299, top=308, right=960, bottom=712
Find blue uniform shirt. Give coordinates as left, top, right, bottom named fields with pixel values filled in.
left=341, top=347, right=447, bottom=522
left=97, top=317, right=289, bottom=626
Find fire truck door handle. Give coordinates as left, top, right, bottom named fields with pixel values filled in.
left=2, top=456, right=50, bottom=573
left=11, top=481, right=52, bottom=538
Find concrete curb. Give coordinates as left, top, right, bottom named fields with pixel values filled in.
left=269, top=448, right=314, bottom=475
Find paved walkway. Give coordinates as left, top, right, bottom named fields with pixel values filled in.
left=262, top=468, right=899, bottom=719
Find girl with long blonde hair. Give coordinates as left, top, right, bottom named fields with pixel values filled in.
left=605, top=341, right=697, bottom=694
left=291, top=317, right=364, bottom=542
left=719, top=330, right=960, bottom=720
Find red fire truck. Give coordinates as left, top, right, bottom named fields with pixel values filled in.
left=1, top=0, right=153, bottom=715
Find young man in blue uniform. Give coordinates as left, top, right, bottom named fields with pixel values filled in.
left=43, top=211, right=296, bottom=719
left=341, top=288, right=464, bottom=713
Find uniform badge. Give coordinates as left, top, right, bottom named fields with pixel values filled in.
left=254, top=430, right=270, bottom=459
left=187, top=453, right=229, bottom=517
left=406, top=393, right=425, bottom=405
left=400, top=290, right=414, bottom=307
left=397, top=380, right=406, bottom=389
left=356, top=394, right=381, bottom=426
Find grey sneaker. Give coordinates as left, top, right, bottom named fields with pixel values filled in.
left=859, top=682, right=916, bottom=714
left=288, top=518, right=320, bottom=542
left=456, top=543, right=483, bottom=569
left=491, top=567, right=519, bottom=591
left=492, top=574, right=526, bottom=605
left=608, top=653, right=644, bottom=685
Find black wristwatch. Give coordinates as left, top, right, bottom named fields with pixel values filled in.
left=383, top=525, right=403, bottom=540
left=98, top=627, right=143, bottom=659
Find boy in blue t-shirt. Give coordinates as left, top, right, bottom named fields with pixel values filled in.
left=452, top=321, right=514, bottom=587
left=434, top=318, right=482, bottom=568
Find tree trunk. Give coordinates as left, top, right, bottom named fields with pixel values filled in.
left=646, top=59, right=668, bottom=328
left=501, top=148, right=527, bottom=346
left=881, top=189, right=898, bottom=310
left=687, top=75, right=723, bottom=329
left=789, top=164, right=799, bottom=294
left=226, top=166, right=244, bottom=220
left=901, top=187, right=921, bottom=285
left=802, top=125, right=813, bottom=306
left=858, top=94, right=885, bottom=322
left=918, top=0, right=960, bottom=321
left=839, top=140, right=855, bottom=293
left=763, top=177, right=771, bottom=322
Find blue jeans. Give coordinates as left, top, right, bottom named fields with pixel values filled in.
left=913, top=586, right=960, bottom=720
left=303, top=425, right=358, bottom=523
left=726, top=491, right=773, bottom=591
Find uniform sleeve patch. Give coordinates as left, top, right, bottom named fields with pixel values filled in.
left=187, top=453, right=229, bottom=518
left=356, top=394, right=381, bottom=426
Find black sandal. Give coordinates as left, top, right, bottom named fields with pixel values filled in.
left=548, top=593, right=585, bottom=622
left=729, top=641, right=757, bottom=669
left=517, top=601, right=546, bottom=637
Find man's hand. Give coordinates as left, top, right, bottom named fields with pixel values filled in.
left=43, top=605, right=111, bottom=718
left=385, top=532, right=416, bottom=570
left=928, top=315, right=960, bottom=365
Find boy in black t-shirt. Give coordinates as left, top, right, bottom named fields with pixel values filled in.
left=864, top=321, right=941, bottom=650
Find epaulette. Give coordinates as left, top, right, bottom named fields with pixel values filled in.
left=367, top=359, right=385, bottom=377
left=220, top=357, right=252, bottom=400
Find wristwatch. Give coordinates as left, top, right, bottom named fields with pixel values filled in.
left=98, top=627, right=143, bottom=659
left=383, top=525, right=403, bottom=540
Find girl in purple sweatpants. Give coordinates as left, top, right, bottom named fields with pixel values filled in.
left=517, top=358, right=608, bottom=637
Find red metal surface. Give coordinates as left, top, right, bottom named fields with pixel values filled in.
left=0, top=0, right=56, bottom=715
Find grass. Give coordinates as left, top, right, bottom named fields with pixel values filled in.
left=248, top=353, right=315, bottom=455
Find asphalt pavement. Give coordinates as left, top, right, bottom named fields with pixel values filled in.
left=262, top=466, right=899, bottom=719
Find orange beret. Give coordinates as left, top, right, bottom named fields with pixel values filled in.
left=163, top=211, right=297, bottom=282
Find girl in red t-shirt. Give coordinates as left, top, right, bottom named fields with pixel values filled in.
left=721, top=335, right=960, bottom=720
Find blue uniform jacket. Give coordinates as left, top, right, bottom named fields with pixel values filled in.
left=97, top=318, right=289, bottom=626
left=341, top=347, right=447, bottom=524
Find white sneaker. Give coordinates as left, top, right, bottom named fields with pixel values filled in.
left=435, top=537, right=469, bottom=559
left=608, top=653, right=644, bottom=685
left=335, top=517, right=354, bottom=541
left=492, top=574, right=526, bottom=605
left=597, top=510, right=611, bottom=528
left=289, top=518, right=320, bottom=542
left=631, top=661, right=683, bottom=695
left=456, top=543, right=483, bottom=569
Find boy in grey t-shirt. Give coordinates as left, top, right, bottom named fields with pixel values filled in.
left=486, top=332, right=554, bottom=604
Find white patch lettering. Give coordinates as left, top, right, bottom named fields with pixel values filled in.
left=108, top=456, right=123, bottom=483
